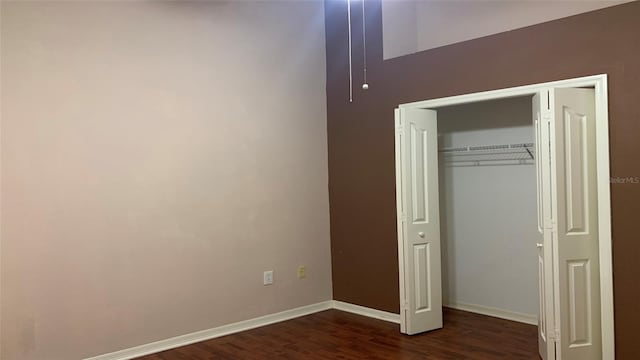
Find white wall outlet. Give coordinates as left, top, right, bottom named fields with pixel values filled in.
left=263, top=270, right=273, bottom=285
left=297, top=265, right=306, bottom=279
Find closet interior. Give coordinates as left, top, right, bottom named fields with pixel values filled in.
left=434, top=95, right=539, bottom=326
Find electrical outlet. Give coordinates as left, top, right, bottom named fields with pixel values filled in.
left=263, top=270, right=273, bottom=285
left=297, top=266, right=306, bottom=279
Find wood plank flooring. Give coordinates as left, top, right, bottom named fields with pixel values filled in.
left=137, top=308, right=539, bottom=359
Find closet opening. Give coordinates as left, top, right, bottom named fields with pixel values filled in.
left=394, top=75, right=614, bottom=360
left=434, top=95, right=539, bottom=330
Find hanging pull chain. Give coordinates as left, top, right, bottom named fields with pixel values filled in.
left=347, top=0, right=353, bottom=102
left=362, top=0, right=369, bottom=90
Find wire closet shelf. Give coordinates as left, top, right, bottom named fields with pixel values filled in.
left=439, top=142, right=535, bottom=167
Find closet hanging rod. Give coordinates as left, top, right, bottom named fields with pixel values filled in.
left=439, top=142, right=535, bottom=166
left=439, top=142, right=534, bottom=154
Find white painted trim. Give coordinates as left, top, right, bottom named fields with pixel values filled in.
left=444, top=302, right=538, bottom=326
left=399, top=74, right=607, bottom=110
left=394, top=108, right=408, bottom=333
left=84, top=301, right=333, bottom=360
left=395, top=74, right=614, bottom=360
left=332, top=300, right=401, bottom=324
left=84, top=299, right=559, bottom=360
left=594, top=76, right=615, bottom=360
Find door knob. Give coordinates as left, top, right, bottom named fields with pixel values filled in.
left=418, top=232, right=425, bottom=238
left=536, top=243, right=543, bottom=248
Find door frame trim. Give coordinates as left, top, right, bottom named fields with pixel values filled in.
left=395, top=74, right=613, bottom=359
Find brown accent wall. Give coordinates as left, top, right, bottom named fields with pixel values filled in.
left=324, top=1, right=640, bottom=358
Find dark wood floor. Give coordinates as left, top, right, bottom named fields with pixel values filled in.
left=137, top=308, right=539, bottom=359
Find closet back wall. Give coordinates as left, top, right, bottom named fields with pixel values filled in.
left=324, top=1, right=640, bottom=357
left=1, top=2, right=331, bottom=359
left=438, top=98, right=537, bottom=318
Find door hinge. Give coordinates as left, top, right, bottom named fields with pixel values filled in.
left=546, top=90, right=551, bottom=111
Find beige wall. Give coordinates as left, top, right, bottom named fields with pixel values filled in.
left=381, top=0, right=418, bottom=62
left=0, top=1, right=331, bottom=359
left=382, top=0, right=633, bottom=59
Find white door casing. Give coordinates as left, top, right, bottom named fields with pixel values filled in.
left=395, top=75, right=613, bottom=359
left=395, top=107, right=443, bottom=335
left=550, top=88, right=601, bottom=360
left=534, top=92, right=556, bottom=360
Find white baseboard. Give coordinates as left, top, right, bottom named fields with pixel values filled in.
left=84, top=301, right=333, bottom=360
left=444, top=301, right=538, bottom=325
left=84, top=300, right=536, bottom=360
left=331, top=300, right=401, bottom=324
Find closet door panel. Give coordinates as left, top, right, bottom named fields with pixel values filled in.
left=534, top=93, right=544, bottom=235
left=410, top=123, right=430, bottom=223
left=396, top=107, right=442, bottom=335
left=563, top=108, right=589, bottom=235
left=567, top=259, right=592, bottom=347
left=413, top=243, right=431, bottom=311
left=534, top=92, right=555, bottom=360
left=538, top=254, right=548, bottom=343
left=552, top=88, right=601, bottom=360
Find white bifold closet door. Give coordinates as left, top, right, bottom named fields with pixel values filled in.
left=536, top=88, right=601, bottom=360
left=395, top=108, right=443, bottom=335
left=534, top=92, right=555, bottom=360
left=550, top=88, right=601, bottom=360
left=396, top=88, right=601, bottom=359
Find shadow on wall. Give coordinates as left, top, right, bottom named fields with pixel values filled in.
left=435, top=96, right=535, bottom=134
left=434, top=95, right=538, bottom=316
